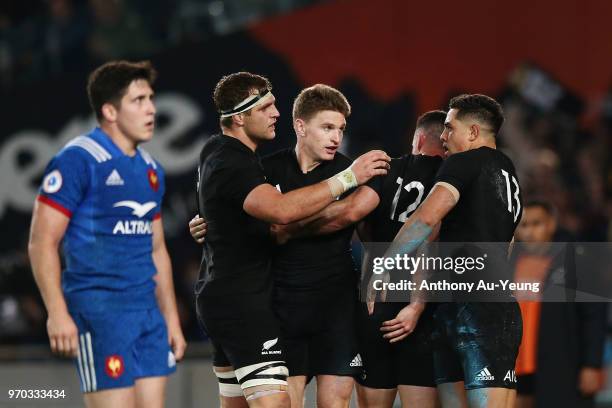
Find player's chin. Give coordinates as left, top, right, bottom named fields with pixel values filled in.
left=140, top=128, right=154, bottom=140
left=323, top=148, right=337, bottom=160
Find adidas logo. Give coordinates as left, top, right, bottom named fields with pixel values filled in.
left=350, top=354, right=363, bottom=367
left=475, top=367, right=495, bottom=381
left=106, top=169, right=124, bottom=186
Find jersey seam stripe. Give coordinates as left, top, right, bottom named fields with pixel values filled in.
left=37, top=195, right=72, bottom=218
left=80, top=334, right=92, bottom=392
left=66, top=140, right=102, bottom=162
left=76, top=337, right=87, bottom=392
left=78, top=137, right=111, bottom=161
left=138, top=147, right=157, bottom=169
left=79, top=136, right=111, bottom=160
left=67, top=136, right=111, bottom=162
left=86, top=332, right=97, bottom=392
left=66, top=137, right=107, bottom=161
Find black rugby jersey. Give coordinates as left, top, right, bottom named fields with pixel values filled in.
left=366, top=154, right=443, bottom=242
left=435, top=147, right=522, bottom=244
left=263, top=148, right=356, bottom=290
left=435, top=147, right=522, bottom=295
left=195, top=134, right=272, bottom=296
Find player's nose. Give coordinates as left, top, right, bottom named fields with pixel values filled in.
left=331, top=130, right=341, bottom=144
left=147, top=99, right=156, bottom=115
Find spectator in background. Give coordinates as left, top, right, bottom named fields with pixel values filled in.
left=42, top=0, right=90, bottom=75
left=87, top=0, right=157, bottom=62
left=513, top=200, right=607, bottom=408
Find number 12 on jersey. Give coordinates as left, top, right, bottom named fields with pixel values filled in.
left=501, top=169, right=521, bottom=222
left=390, top=177, right=425, bottom=222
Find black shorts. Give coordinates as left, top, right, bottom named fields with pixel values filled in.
left=274, top=285, right=360, bottom=377
left=355, top=302, right=436, bottom=389
left=196, top=292, right=286, bottom=370
left=432, top=302, right=522, bottom=390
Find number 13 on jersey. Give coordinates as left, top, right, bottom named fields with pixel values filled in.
left=501, top=169, right=521, bottom=222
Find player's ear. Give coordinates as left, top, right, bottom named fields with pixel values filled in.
left=417, top=131, right=426, bottom=150
left=294, top=118, right=306, bottom=138
left=233, top=113, right=245, bottom=127
left=469, top=123, right=479, bottom=141
left=101, top=103, right=117, bottom=123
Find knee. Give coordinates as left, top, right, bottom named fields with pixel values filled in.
left=317, top=392, right=352, bottom=408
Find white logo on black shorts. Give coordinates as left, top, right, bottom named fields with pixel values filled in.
left=350, top=354, right=363, bottom=367
left=475, top=367, right=495, bottom=381
left=261, top=338, right=281, bottom=355
left=504, top=369, right=517, bottom=383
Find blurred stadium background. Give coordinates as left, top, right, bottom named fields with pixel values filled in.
left=1, top=0, right=611, bottom=406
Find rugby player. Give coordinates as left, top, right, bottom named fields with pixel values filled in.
left=194, top=110, right=448, bottom=407
left=372, top=94, right=523, bottom=408
left=195, top=73, right=389, bottom=408
left=29, top=61, right=185, bottom=408
left=272, top=110, right=447, bottom=408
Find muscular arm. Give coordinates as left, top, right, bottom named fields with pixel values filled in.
left=271, top=186, right=380, bottom=242
left=244, top=150, right=389, bottom=224
left=244, top=182, right=342, bottom=225
left=302, top=186, right=380, bottom=235
left=28, top=200, right=78, bottom=357
left=152, top=219, right=186, bottom=361
left=367, top=184, right=456, bottom=314
left=385, top=184, right=457, bottom=257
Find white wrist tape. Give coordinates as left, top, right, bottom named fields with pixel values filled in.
left=327, top=165, right=358, bottom=198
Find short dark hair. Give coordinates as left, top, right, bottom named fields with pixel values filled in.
left=524, top=199, right=555, bottom=216
left=449, top=94, right=504, bottom=135
left=87, top=60, right=157, bottom=121
left=213, top=72, right=272, bottom=128
left=292, top=84, right=351, bottom=121
left=416, top=110, right=446, bottom=135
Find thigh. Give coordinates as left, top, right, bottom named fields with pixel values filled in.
left=316, top=375, right=355, bottom=407
left=83, top=387, right=135, bottom=408
left=356, top=384, right=397, bottom=408
left=431, top=304, right=464, bottom=386
left=436, top=382, right=468, bottom=408
left=197, top=294, right=288, bottom=391
left=397, top=385, right=438, bottom=408
left=275, top=296, right=311, bottom=377
left=287, top=376, right=307, bottom=408
left=455, top=303, right=522, bottom=391
left=72, top=309, right=159, bottom=393
left=356, top=302, right=398, bottom=389
left=134, top=376, right=167, bottom=408
left=133, top=308, right=175, bottom=379
left=394, top=305, right=437, bottom=388
left=309, top=289, right=361, bottom=377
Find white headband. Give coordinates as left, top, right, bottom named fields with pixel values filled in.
left=220, top=89, right=274, bottom=118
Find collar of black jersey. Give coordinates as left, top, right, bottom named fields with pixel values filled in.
left=219, top=133, right=260, bottom=156
left=290, top=148, right=334, bottom=174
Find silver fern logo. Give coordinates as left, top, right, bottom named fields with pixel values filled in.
left=261, top=338, right=281, bottom=355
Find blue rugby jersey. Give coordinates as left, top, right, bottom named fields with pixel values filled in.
left=37, top=127, right=165, bottom=312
